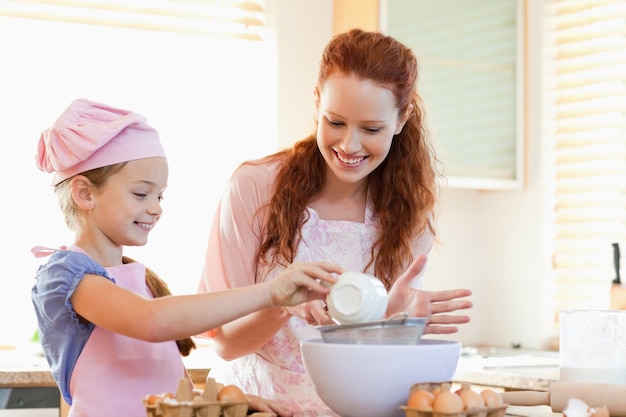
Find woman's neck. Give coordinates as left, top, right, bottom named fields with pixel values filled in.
left=308, top=176, right=368, bottom=222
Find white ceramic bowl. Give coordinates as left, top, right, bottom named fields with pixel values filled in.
left=326, top=272, right=388, bottom=324
left=301, top=338, right=461, bottom=417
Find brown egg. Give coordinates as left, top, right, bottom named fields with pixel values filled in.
left=457, top=383, right=485, bottom=410
left=144, top=392, right=173, bottom=406
left=407, top=390, right=435, bottom=410
left=217, top=385, right=246, bottom=402
left=480, top=389, right=503, bottom=408
left=144, top=394, right=161, bottom=406
left=433, top=384, right=464, bottom=413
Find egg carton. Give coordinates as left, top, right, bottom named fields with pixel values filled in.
left=144, top=376, right=271, bottom=417
left=146, top=398, right=250, bottom=417
left=399, top=404, right=508, bottom=417
left=399, top=382, right=508, bottom=417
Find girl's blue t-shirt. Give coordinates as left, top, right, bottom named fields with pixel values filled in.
left=31, top=250, right=114, bottom=404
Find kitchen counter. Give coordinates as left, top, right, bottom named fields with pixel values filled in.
left=1, top=344, right=560, bottom=391
left=0, top=343, right=562, bottom=417
left=0, top=343, right=212, bottom=416
left=453, top=346, right=560, bottom=391
left=0, top=344, right=211, bottom=388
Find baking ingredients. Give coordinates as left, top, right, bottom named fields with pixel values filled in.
left=144, top=392, right=172, bottom=406
left=563, top=398, right=592, bottom=417
left=456, top=383, right=485, bottom=410
left=480, top=388, right=503, bottom=408
left=432, top=383, right=464, bottom=413
left=563, top=398, right=610, bottom=417
left=407, top=389, right=435, bottom=410
left=217, top=384, right=246, bottom=402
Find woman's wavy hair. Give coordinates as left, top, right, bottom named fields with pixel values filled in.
left=253, top=29, right=441, bottom=289
left=55, top=164, right=196, bottom=356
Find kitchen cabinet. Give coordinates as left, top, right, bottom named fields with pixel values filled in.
left=0, top=387, right=59, bottom=416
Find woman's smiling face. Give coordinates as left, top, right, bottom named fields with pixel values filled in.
left=315, top=73, right=407, bottom=186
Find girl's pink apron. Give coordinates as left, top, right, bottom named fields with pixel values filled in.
left=68, top=261, right=187, bottom=417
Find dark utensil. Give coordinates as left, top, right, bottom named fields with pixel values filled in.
left=613, top=242, right=621, bottom=284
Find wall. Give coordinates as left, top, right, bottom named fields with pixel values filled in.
left=270, top=0, right=334, bottom=149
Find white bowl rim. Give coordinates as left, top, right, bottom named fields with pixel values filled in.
left=301, top=337, right=461, bottom=349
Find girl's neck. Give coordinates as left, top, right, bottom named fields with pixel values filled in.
left=74, top=235, right=124, bottom=267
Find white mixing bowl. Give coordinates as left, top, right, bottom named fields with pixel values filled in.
left=300, top=338, right=461, bottom=417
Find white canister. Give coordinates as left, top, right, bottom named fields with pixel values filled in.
left=559, top=309, right=626, bottom=384
left=326, top=272, right=388, bottom=325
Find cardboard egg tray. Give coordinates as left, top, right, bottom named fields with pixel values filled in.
left=399, top=382, right=508, bottom=417
left=400, top=404, right=508, bottom=417
left=144, top=376, right=271, bottom=417
left=146, top=398, right=249, bottom=417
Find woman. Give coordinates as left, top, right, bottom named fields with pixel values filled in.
left=198, top=29, right=473, bottom=416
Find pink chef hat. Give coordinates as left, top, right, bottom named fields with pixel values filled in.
left=36, top=98, right=166, bottom=185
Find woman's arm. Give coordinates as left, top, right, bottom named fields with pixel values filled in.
left=198, top=161, right=297, bottom=360
left=210, top=307, right=292, bottom=360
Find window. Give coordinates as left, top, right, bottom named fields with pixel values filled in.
left=0, top=0, right=277, bottom=345
left=382, top=0, right=525, bottom=190
left=547, top=0, right=626, bottom=320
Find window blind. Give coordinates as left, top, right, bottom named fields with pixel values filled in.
left=549, top=0, right=626, bottom=316
left=0, top=0, right=266, bottom=40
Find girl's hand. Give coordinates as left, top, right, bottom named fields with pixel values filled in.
left=269, top=262, right=342, bottom=307
left=386, top=255, right=472, bottom=334
left=285, top=299, right=335, bottom=326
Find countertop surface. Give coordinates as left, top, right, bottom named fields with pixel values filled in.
left=0, top=343, right=564, bottom=416
left=454, top=346, right=560, bottom=391
left=0, top=343, right=560, bottom=390
left=0, top=343, right=212, bottom=387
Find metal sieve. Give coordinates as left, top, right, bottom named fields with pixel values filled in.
left=316, top=313, right=427, bottom=345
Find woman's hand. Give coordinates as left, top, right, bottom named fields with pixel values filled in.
left=285, top=299, right=335, bottom=326
left=246, top=393, right=293, bottom=417
left=386, top=255, right=472, bottom=334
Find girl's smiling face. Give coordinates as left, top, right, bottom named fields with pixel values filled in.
left=315, top=73, right=408, bottom=187
left=91, top=157, right=168, bottom=248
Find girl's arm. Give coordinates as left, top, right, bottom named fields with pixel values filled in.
left=72, top=261, right=340, bottom=342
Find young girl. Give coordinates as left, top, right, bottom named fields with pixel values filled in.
left=31, top=98, right=342, bottom=417
left=197, top=29, right=473, bottom=415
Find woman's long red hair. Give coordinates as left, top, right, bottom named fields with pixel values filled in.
left=253, top=29, right=440, bottom=289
